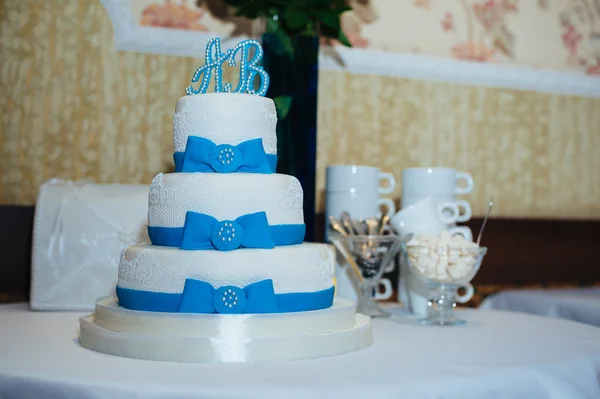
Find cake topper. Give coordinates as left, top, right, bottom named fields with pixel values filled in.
left=186, top=38, right=270, bottom=97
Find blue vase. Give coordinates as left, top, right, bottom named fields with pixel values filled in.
left=262, top=33, right=319, bottom=242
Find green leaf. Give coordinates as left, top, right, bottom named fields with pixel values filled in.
left=223, top=0, right=351, bottom=43
left=263, top=32, right=287, bottom=56
left=265, top=19, right=295, bottom=58
left=288, top=0, right=307, bottom=7
left=265, top=15, right=280, bottom=33
left=284, top=8, right=310, bottom=29
left=315, top=9, right=341, bottom=29
left=337, top=29, right=352, bottom=47
left=274, top=96, right=293, bottom=120
left=309, top=0, right=333, bottom=8
left=275, top=29, right=295, bottom=58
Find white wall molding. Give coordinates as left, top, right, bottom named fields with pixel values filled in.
left=101, top=0, right=600, bottom=98
left=320, top=46, right=600, bottom=99
left=100, top=0, right=245, bottom=59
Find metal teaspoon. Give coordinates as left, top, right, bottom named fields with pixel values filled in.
left=328, top=215, right=349, bottom=237
left=377, top=214, right=390, bottom=235
left=340, top=211, right=356, bottom=235
left=365, top=218, right=379, bottom=236
left=477, top=199, right=494, bottom=246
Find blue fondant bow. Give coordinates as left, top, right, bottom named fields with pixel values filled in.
left=180, top=211, right=275, bottom=251
left=178, top=278, right=278, bottom=314
left=175, top=136, right=272, bottom=174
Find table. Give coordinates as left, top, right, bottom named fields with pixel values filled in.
left=2, top=303, right=600, bottom=399
left=480, top=287, right=600, bottom=327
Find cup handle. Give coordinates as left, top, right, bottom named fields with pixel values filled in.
left=448, top=226, right=473, bottom=242
left=455, top=200, right=472, bottom=223
left=455, top=172, right=473, bottom=195
left=437, top=201, right=459, bottom=225
left=377, top=198, right=396, bottom=217
left=456, top=283, right=474, bottom=303
left=378, top=172, right=396, bottom=195
left=384, top=255, right=396, bottom=273
left=374, top=278, right=393, bottom=300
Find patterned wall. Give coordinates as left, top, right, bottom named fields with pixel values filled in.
left=1, top=0, right=599, bottom=219
left=347, top=0, right=600, bottom=75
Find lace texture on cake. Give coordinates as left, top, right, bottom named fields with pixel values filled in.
left=173, top=96, right=277, bottom=154
left=117, top=244, right=333, bottom=294
left=148, top=173, right=304, bottom=227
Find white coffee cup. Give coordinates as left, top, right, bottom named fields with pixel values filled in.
left=325, top=192, right=396, bottom=221
left=403, top=195, right=472, bottom=224
left=390, top=197, right=473, bottom=241
left=439, top=199, right=472, bottom=223
left=325, top=165, right=396, bottom=240
left=327, top=164, right=396, bottom=194
left=374, top=278, right=393, bottom=300
left=402, top=167, right=473, bottom=198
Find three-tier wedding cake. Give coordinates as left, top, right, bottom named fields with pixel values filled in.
left=79, top=38, right=372, bottom=362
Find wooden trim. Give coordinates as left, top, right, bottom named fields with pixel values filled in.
left=0, top=206, right=34, bottom=300
left=463, top=217, right=600, bottom=284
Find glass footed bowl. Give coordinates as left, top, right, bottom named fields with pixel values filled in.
left=404, top=244, right=487, bottom=326
left=332, top=235, right=402, bottom=318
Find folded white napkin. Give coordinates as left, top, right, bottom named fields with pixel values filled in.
left=30, top=179, right=149, bottom=311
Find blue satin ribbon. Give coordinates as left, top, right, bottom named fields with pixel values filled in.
left=181, top=211, right=273, bottom=251
left=179, top=279, right=278, bottom=314
left=116, top=282, right=335, bottom=314
left=173, top=136, right=277, bottom=174
left=148, top=212, right=305, bottom=250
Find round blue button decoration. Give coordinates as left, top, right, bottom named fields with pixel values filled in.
left=211, top=220, right=244, bottom=251
left=213, top=286, right=246, bottom=314
left=209, top=144, right=241, bottom=173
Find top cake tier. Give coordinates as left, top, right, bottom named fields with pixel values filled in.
left=173, top=93, right=278, bottom=171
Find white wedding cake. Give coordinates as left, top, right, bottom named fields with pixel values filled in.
left=115, top=91, right=335, bottom=314
left=79, top=38, right=371, bottom=362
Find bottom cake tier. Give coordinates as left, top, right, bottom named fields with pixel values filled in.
left=117, top=243, right=335, bottom=313
left=79, top=296, right=372, bottom=363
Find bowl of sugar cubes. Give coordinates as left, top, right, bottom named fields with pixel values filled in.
left=404, top=230, right=487, bottom=285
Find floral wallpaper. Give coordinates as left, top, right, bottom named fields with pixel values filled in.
left=138, top=1, right=207, bottom=31
left=558, top=0, right=600, bottom=74
left=344, top=0, right=600, bottom=75
left=125, top=0, right=600, bottom=75
left=0, top=0, right=599, bottom=220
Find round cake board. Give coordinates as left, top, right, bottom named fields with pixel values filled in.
left=79, top=297, right=373, bottom=363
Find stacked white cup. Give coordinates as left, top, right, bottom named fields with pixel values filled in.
left=394, top=167, right=475, bottom=317
left=401, top=167, right=474, bottom=219
left=325, top=165, right=396, bottom=237
left=325, top=164, right=397, bottom=301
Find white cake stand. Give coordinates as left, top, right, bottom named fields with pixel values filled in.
left=79, top=296, right=372, bottom=363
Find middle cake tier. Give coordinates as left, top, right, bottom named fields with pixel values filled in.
left=148, top=172, right=305, bottom=248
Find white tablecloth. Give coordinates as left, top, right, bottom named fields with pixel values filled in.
left=1, top=303, right=600, bottom=399
left=480, top=287, right=600, bottom=327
